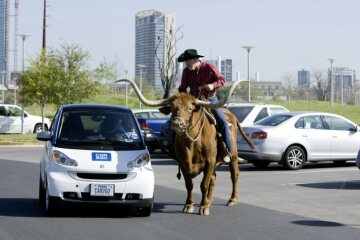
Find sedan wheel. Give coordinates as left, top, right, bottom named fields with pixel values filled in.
left=283, top=146, right=306, bottom=170
left=45, top=182, right=59, bottom=216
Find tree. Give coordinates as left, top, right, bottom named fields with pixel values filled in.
left=311, top=68, right=328, bottom=101
left=155, top=26, right=183, bottom=98
left=20, top=44, right=101, bottom=123
left=282, top=72, right=296, bottom=101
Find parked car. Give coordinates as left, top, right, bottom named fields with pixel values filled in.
left=159, top=103, right=289, bottom=158
left=356, top=149, right=360, bottom=170
left=238, top=111, right=360, bottom=170
left=226, top=103, right=289, bottom=126
left=132, top=109, right=170, bottom=153
left=0, top=104, right=50, bottom=133
left=36, top=104, right=154, bottom=217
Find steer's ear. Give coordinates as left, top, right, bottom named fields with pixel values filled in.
left=159, top=106, right=171, bottom=115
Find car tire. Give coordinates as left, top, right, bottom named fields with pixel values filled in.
left=45, top=182, right=60, bottom=216
left=251, top=161, right=270, bottom=169
left=283, top=146, right=306, bottom=170
left=38, top=176, right=46, bottom=206
left=137, top=205, right=153, bottom=217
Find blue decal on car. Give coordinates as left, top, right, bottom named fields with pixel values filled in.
left=92, top=152, right=112, bottom=161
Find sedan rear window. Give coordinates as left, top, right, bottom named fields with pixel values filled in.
left=255, top=114, right=292, bottom=126
left=228, top=106, right=254, bottom=122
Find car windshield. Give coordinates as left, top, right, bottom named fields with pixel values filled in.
left=228, top=106, right=254, bottom=122
left=255, top=114, right=292, bottom=126
left=56, top=109, right=144, bottom=150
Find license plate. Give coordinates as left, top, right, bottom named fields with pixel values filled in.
left=92, top=152, right=111, bottom=161
left=90, top=184, right=114, bottom=196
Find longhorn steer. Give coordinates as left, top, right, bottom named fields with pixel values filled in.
left=115, top=79, right=255, bottom=215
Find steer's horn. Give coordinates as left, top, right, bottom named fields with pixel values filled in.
left=195, top=80, right=248, bottom=109
left=115, top=79, right=170, bottom=107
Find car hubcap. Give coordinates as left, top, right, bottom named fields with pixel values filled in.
left=288, top=149, right=304, bottom=168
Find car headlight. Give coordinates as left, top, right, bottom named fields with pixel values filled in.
left=52, top=150, right=78, bottom=166
left=127, top=153, right=150, bottom=168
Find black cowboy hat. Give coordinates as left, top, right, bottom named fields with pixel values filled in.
left=177, top=49, right=204, bottom=62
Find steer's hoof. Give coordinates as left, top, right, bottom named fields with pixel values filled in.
left=227, top=199, right=238, bottom=207
left=183, top=205, right=194, bottom=213
left=199, top=206, right=210, bottom=216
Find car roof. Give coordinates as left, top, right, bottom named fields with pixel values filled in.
left=60, top=104, right=132, bottom=112
left=132, top=109, right=159, bottom=113
left=225, top=103, right=287, bottom=108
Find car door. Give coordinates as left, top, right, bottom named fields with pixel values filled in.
left=0, top=106, right=9, bottom=133
left=295, top=115, right=331, bottom=160
left=7, top=106, right=23, bottom=133
left=322, top=115, right=360, bottom=160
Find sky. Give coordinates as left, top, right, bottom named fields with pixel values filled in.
left=13, top=0, right=360, bottom=82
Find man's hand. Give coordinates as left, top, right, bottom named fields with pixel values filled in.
left=199, top=84, right=214, bottom=91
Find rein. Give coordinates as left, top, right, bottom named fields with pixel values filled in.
left=184, top=109, right=206, bottom=142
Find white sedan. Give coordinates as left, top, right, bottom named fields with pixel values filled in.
left=238, top=112, right=360, bottom=170
left=37, top=104, right=154, bottom=216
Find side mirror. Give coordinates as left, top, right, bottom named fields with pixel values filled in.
left=36, top=131, right=52, bottom=141
left=350, top=126, right=358, bottom=132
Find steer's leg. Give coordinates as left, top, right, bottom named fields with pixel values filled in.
left=227, top=154, right=239, bottom=206
left=199, top=160, right=216, bottom=215
left=207, top=171, right=216, bottom=205
left=182, top=170, right=194, bottom=213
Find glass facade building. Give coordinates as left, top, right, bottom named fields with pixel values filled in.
left=0, top=0, right=9, bottom=85
left=135, top=10, right=176, bottom=90
left=297, top=69, right=311, bottom=89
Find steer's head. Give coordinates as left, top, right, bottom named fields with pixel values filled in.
left=162, top=93, right=199, bottom=134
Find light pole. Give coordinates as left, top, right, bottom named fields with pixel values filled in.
left=242, top=46, right=255, bottom=102
left=124, top=70, right=128, bottom=108
left=137, top=64, right=146, bottom=109
left=1, top=71, right=5, bottom=103
left=19, top=34, right=30, bottom=134
left=328, top=58, right=335, bottom=107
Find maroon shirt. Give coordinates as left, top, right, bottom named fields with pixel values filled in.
left=178, top=61, right=225, bottom=98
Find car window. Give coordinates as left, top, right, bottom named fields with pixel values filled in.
left=323, top=115, right=355, bottom=131
left=8, top=106, right=22, bottom=117
left=256, top=114, right=292, bottom=126
left=228, top=106, right=254, bottom=122
left=149, top=111, right=168, bottom=118
left=269, top=107, right=288, bottom=115
left=0, top=106, right=5, bottom=116
left=134, top=112, right=149, bottom=119
left=254, top=107, right=269, bottom=122
left=296, top=116, right=324, bottom=129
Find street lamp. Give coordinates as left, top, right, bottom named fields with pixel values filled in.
left=19, top=34, right=30, bottom=134
left=328, top=58, right=335, bottom=107
left=1, top=71, right=5, bottom=103
left=137, top=64, right=146, bottom=109
left=124, top=70, right=128, bottom=108
left=242, top=46, right=255, bottom=102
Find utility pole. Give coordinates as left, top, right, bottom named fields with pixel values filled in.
left=42, top=0, right=47, bottom=51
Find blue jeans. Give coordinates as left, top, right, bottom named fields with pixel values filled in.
left=208, top=96, right=232, bottom=152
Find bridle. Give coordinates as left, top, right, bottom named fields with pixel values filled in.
left=184, top=108, right=206, bottom=142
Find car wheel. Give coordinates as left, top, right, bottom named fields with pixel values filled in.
left=251, top=161, right=271, bottom=169
left=283, top=146, right=306, bottom=170
left=45, top=182, right=60, bottom=216
left=137, top=205, right=153, bottom=217
left=38, top=176, right=46, bottom=206
left=34, top=123, right=47, bottom=133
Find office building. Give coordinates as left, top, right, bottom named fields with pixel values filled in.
left=298, top=69, right=311, bottom=89
left=135, top=10, right=176, bottom=90
left=0, top=0, right=9, bottom=86
left=205, top=57, right=233, bottom=82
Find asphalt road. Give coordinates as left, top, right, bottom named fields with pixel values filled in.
left=0, top=146, right=359, bottom=240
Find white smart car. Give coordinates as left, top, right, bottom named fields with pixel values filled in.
left=37, top=104, right=154, bottom=216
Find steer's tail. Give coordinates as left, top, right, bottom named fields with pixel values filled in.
left=236, top=120, right=256, bottom=152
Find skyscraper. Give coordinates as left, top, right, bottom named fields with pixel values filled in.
left=298, top=69, right=311, bottom=89
left=0, top=0, right=9, bottom=86
left=135, top=10, right=176, bottom=90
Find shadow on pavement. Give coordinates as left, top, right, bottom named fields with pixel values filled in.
left=296, top=180, right=360, bottom=190
left=292, top=220, right=344, bottom=227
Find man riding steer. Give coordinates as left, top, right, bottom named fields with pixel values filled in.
left=178, top=49, right=232, bottom=163
left=115, top=70, right=255, bottom=216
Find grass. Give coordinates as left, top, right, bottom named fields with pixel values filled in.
left=1, top=92, right=359, bottom=145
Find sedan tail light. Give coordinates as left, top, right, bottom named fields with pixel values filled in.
left=251, top=131, right=267, bottom=140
